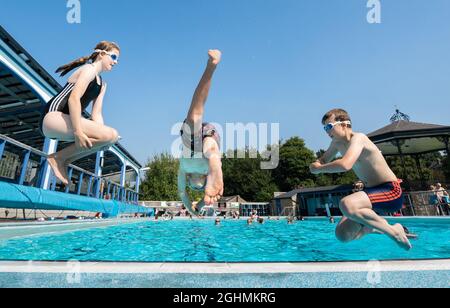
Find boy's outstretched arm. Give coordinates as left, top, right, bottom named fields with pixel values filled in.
left=310, top=135, right=364, bottom=174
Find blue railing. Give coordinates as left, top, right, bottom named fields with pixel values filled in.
left=0, top=134, right=139, bottom=204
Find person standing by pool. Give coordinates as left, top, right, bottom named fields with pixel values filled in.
left=39, top=42, right=121, bottom=185
left=310, top=109, right=412, bottom=250
left=178, top=50, right=224, bottom=216
left=436, top=183, right=449, bottom=203
left=178, top=205, right=187, bottom=217
left=429, top=185, right=439, bottom=205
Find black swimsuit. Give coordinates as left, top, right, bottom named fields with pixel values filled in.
left=39, top=76, right=103, bottom=135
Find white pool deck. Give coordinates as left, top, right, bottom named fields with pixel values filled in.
left=0, top=259, right=449, bottom=274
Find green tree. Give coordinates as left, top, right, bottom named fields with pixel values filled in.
left=314, top=149, right=358, bottom=186
left=385, top=153, right=443, bottom=183
left=140, top=153, right=179, bottom=201
left=222, top=149, right=279, bottom=202
left=314, top=172, right=358, bottom=187
left=273, top=137, right=317, bottom=191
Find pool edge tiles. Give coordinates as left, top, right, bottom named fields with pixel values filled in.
left=0, top=259, right=449, bottom=274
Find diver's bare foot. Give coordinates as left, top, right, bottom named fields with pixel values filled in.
left=392, top=224, right=412, bottom=251
left=47, top=155, right=69, bottom=185
left=402, top=226, right=419, bottom=240
left=208, top=50, right=222, bottom=66
left=406, top=233, right=419, bottom=240
left=205, top=168, right=223, bottom=206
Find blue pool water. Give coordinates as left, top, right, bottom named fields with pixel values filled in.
left=0, top=218, right=448, bottom=262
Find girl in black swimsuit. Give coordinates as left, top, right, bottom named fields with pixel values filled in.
left=40, top=41, right=121, bottom=185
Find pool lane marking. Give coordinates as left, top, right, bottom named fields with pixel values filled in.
left=0, top=260, right=449, bottom=274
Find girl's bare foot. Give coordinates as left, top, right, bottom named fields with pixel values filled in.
left=47, top=154, right=69, bottom=185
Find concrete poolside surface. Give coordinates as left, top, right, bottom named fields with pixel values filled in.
left=0, top=259, right=448, bottom=288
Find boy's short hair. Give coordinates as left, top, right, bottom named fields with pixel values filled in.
left=322, top=109, right=352, bottom=127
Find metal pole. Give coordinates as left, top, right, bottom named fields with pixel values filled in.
left=0, top=140, right=5, bottom=160
left=87, top=176, right=93, bottom=197
left=406, top=194, right=415, bottom=217
left=94, top=151, right=104, bottom=198
left=40, top=138, right=58, bottom=190
left=396, top=140, right=410, bottom=190
left=18, top=150, right=31, bottom=185
left=65, top=168, right=73, bottom=193
left=444, top=136, right=450, bottom=155
left=77, top=172, right=84, bottom=195
left=414, top=155, right=426, bottom=190
left=135, top=170, right=141, bottom=194
left=120, top=162, right=127, bottom=188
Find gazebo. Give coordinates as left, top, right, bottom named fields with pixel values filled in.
left=368, top=110, right=450, bottom=190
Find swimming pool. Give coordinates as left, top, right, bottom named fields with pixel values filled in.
left=0, top=218, right=448, bottom=262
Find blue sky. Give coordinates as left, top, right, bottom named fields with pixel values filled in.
left=1, top=0, right=450, bottom=164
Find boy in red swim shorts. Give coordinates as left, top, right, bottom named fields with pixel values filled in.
left=310, top=109, right=413, bottom=250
